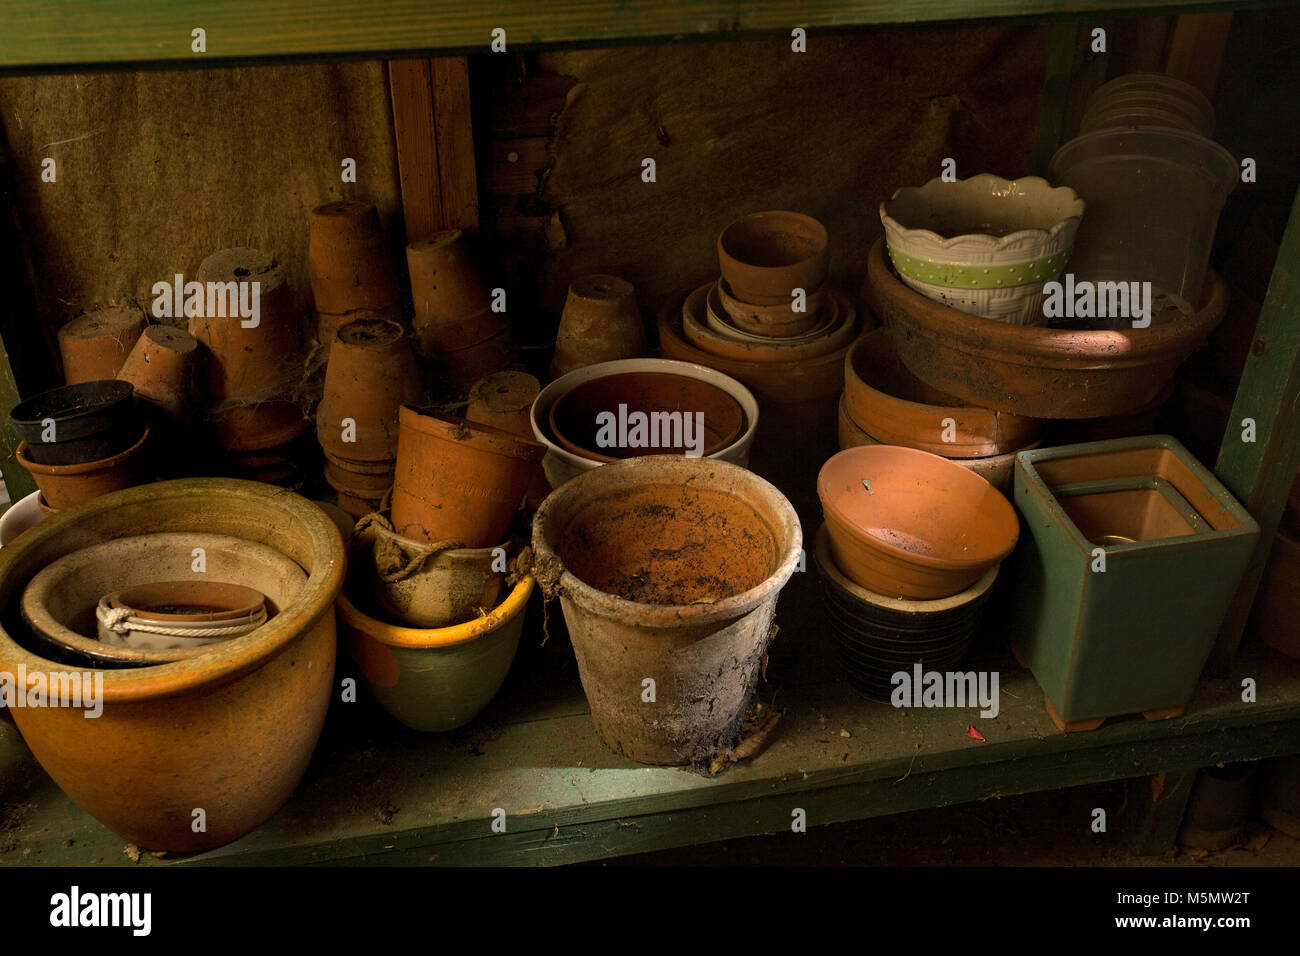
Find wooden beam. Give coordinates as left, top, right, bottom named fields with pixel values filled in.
left=1164, top=11, right=1234, bottom=97
left=431, top=56, right=479, bottom=235
left=387, top=58, right=443, bottom=243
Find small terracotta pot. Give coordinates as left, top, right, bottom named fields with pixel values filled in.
left=435, top=325, right=518, bottom=391
left=116, top=324, right=202, bottom=429
left=391, top=406, right=545, bottom=547
left=190, top=247, right=304, bottom=404
left=717, top=211, right=829, bottom=305
left=466, top=371, right=547, bottom=508
left=817, top=444, right=1020, bottom=599
left=718, top=278, right=824, bottom=338
left=17, top=422, right=151, bottom=509
left=548, top=370, right=745, bottom=462
left=550, top=274, right=645, bottom=379
left=317, top=318, right=423, bottom=462
left=100, top=580, right=268, bottom=649
left=57, top=305, right=148, bottom=385
left=210, top=399, right=309, bottom=453
left=309, top=200, right=401, bottom=314
left=324, top=460, right=394, bottom=496
left=315, top=303, right=404, bottom=353
left=407, top=230, right=494, bottom=338
left=844, top=328, right=1039, bottom=458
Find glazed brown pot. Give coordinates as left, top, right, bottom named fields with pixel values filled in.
left=844, top=328, right=1039, bottom=458
left=718, top=278, right=824, bottom=338
left=550, top=274, right=646, bottom=380
left=817, top=444, right=1019, bottom=599
left=408, top=231, right=499, bottom=353
left=547, top=370, right=745, bottom=462
left=317, top=318, right=423, bottom=462
left=391, top=406, right=545, bottom=547
left=717, top=211, right=830, bottom=305
left=308, top=200, right=401, bottom=314
left=57, top=305, right=148, bottom=385
left=17, top=422, right=151, bottom=509
left=190, top=247, right=304, bottom=404
left=867, top=238, right=1229, bottom=419
left=0, top=478, right=345, bottom=852
left=466, top=371, right=548, bottom=508
left=116, top=324, right=201, bottom=429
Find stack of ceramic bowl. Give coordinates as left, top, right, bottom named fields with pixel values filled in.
left=9, top=380, right=152, bottom=516
left=659, top=211, right=860, bottom=405
left=316, top=317, right=424, bottom=518
left=814, top=445, right=1018, bottom=701
left=529, top=357, right=759, bottom=490
left=837, top=328, right=1041, bottom=493
left=188, top=247, right=309, bottom=485
left=335, top=403, right=544, bottom=732
left=880, top=174, right=1084, bottom=326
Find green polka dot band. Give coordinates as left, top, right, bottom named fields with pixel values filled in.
left=887, top=247, right=1072, bottom=289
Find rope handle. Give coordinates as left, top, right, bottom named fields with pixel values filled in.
left=355, top=510, right=467, bottom=582
left=96, top=596, right=267, bottom=640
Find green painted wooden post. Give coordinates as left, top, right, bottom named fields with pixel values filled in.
left=0, top=338, right=35, bottom=504
left=1210, top=188, right=1300, bottom=671
left=1031, top=22, right=1079, bottom=176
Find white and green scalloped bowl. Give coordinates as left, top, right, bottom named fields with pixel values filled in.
left=880, top=174, right=1084, bottom=326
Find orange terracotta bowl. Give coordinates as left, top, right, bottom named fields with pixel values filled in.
left=547, top=370, right=746, bottom=463
left=682, top=282, right=858, bottom=364
left=817, top=444, right=1019, bottom=599
left=717, top=211, right=830, bottom=305
left=717, top=278, right=825, bottom=338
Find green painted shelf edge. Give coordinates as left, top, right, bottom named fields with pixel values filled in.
left=0, top=0, right=1260, bottom=70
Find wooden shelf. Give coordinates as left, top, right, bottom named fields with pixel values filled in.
left=0, top=0, right=1250, bottom=71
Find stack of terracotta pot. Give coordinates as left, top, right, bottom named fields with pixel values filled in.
left=550, top=275, right=646, bottom=380
left=188, top=247, right=309, bottom=484
left=408, top=229, right=516, bottom=391
left=658, top=211, right=861, bottom=406
left=316, top=317, right=423, bottom=518
left=308, top=200, right=403, bottom=354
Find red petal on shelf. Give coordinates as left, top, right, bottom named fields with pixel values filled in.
left=966, top=725, right=986, bottom=741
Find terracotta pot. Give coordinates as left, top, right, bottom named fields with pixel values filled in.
left=531, top=358, right=760, bottom=490
left=309, top=200, right=400, bottom=314
left=391, top=406, right=545, bottom=546
left=550, top=274, right=646, bottom=379
left=99, top=581, right=266, bottom=649
left=339, top=571, right=533, bottom=732
left=324, top=449, right=395, bottom=476
left=435, top=325, right=519, bottom=391
left=191, top=247, right=304, bottom=404
left=324, top=460, right=393, bottom=496
left=718, top=278, right=824, bottom=338
left=1254, top=528, right=1300, bottom=659
left=818, top=444, right=1019, bottom=599
left=22, top=532, right=302, bottom=666
left=17, top=422, right=151, bottom=509
left=466, top=371, right=548, bottom=508
left=658, top=289, right=859, bottom=405
left=336, top=489, right=385, bottom=521
left=867, top=238, right=1230, bottom=419
left=0, top=478, right=346, bottom=851
left=116, top=324, right=201, bottom=429
left=317, top=318, right=423, bottom=462
left=357, top=512, right=505, bottom=628
left=407, top=230, right=495, bottom=351
left=548, top=370, right=745, bottom=462
left=36, top=492, right=57, bottom=518
left=532, top=455, right=802, bottom=766
left=315, top=303, right=404, bottom=353
left=684, top=282, right=856, bottom=364
left=57, top=305, right=148, bottom=385
left=844, top=328, right=1039, bottom=458
left=210, top=399, right=309, bottom=453
left=717, top=211, right=829, bottom=306
left=9, top=380, right=139, bottom=466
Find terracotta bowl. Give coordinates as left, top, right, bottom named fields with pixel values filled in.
left=707, top=280, right=833, bottom=342
left=868, top=238, right=1229, bottom=419
left=683, top=282, right=858, bottom=364
left=718, top=211, right=830, bottom=305
left=99, top=580, right=267, bottom=650
left=844, top=328, right=1039, bottom=458
left=817, top=444, right=1019, bottom=599
left=717, top=278, right=825, bottom=338
left=547, top=370, right=745, bottom=463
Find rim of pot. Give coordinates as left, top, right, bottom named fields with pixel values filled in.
left=814, top=523, right=999, bottom=611
left=9, top=379, right=135, bottom=429
left=531, top=455, right=803, bottom=628
left=337, top=572, right=535, bottom=648
left=0, top=478, right=345, bottom=703
left=398, top=404, right=546, bottom=462
left=16, top=420, right=151, bottom=475
left=530, top=357, right=760, bottom=472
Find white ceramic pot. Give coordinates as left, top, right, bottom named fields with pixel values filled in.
left=0, top=491, right=43, bottom=547
left=531, top=358, right=760, bottom=490
left=880, top=174, right=1084, bottom=325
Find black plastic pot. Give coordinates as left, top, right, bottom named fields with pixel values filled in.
left=9, top=380, right=139, bottom=466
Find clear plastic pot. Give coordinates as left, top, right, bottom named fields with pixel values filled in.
left=1080, top=72, right=1215, bottom=137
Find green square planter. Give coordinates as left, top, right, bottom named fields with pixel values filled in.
left=1010, top=435, right=1258, bottom=728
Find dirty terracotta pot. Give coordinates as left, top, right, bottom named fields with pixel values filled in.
left=9, top=379, right=139, bottom=466
left=717, top=211, right=830, bottom=306
left=532, top=455, right=802, bottom=766
left=466, top=371, right=548, bottom=508
left=818, top=444, right=1019, bottom=600
left=434, top=325, right=518, bottom=391
left=407, top=230, right=495, bottom=349
left=339, top=570, right=533, bottom=732
left=317, top=318, right=423, bottom=462
left=308, top=200, right=401, bottom=314
left=21, top=531, right=304, bottom=667
left=550, top=274, right=646, bottom=380
left=391, top=406, right=545, bottom=547
left=1254, top=527, right=1300, bottom=659
left=0, top=478, right=346, bottom=852
left=357, top=512, right=505, bottom=628
left=57, top=305, right=148, bottom=385
left=868, top=238, right=1229, bottom=419
left=844, top=328, right=1039, bottom=458
left=17, top=422, right=151, bottom=510
left=116, top=324, right=202, bottom=431
left=314, top=303, right=404, bottom=355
